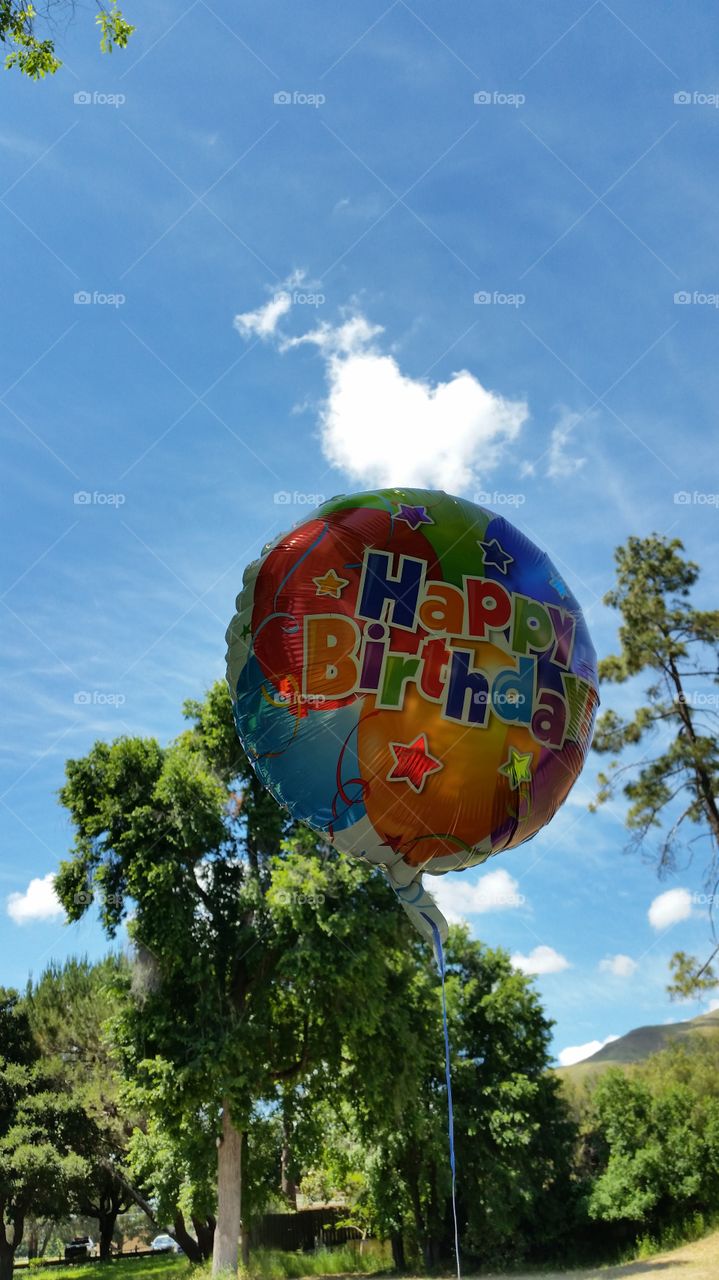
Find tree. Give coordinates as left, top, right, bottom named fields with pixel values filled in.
left=585, top=1054, right=719, bottom=1236
left=1, top=0, right=133, bottom=79
left=340, top=927, right=577, bottom=1270
left=25, top=957, right=138, bottom=1261
left=55, top=680, right=416, bottom=1275
left=0, top=990, right=89, bottom=1280
left=591, top=536, right=719, bottom=994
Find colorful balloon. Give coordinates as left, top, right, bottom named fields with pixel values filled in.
left=226, top=488, right=599, bottom=941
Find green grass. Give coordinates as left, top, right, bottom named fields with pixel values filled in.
left=21, top=1257, right=191, bottom=1280
left=21, top=1244, right=391, bottom=1280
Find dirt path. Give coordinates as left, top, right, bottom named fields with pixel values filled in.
left=478, top=1227, right=719, bottom=1279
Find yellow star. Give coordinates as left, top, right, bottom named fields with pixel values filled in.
left=313, top=568, right=350, bottom=599
left=498, top=747, right=534, bottom=790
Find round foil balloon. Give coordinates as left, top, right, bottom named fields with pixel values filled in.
left=226, top=488, right=599, bottom=942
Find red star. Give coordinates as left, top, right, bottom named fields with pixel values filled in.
left=387, top=734, right=443, bottom=793
left=381, top=832, right=406, bottom=853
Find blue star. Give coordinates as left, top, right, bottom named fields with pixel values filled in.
left=478, top=538, right=513, bottom=574
left=394, top=503, right=433, bottom=529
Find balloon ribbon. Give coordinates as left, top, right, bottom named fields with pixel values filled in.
left=420, top=911, right=461, bottom=1280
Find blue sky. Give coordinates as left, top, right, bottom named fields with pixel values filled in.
left=1, top=0, right=718, bottom=1064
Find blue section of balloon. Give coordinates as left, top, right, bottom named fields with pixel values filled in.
left=234, top=653, right=366, bottom=831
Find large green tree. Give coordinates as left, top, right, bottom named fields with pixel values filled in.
left=592, top=535, right=719, bottom=994
left=55, top=680, right=415, bottom=1274
left=337, top=927, right=577, bottom=1270
left=0, top=990, right=89, bottom=1280
left=25, top=957, right=137, bottom=1261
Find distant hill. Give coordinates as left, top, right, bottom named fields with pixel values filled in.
left=557, top=1008, right=719, bottom=1084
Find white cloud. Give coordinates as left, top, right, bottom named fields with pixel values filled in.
left=234, top=286, right=529, bottom=492
left=648, top=887, right=693, bottom=931
left=599, top=953, right=638, bottom=978
left=558, top=1034, right=619, bottom=1067
left=7, top=873, right=64, bottom=925
left=546, top=410, right=587, bottom=479
left=431, top=868, right=525, bottom=924
left=706, top=998, right=719, bottom=1012
left=233, top=291, right=293, bottom=340
left=510, top=944, right=570, bottom=975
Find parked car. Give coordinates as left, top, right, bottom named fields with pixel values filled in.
left=150, top=1235, right=181, bottom=1253
left=64, top=1237, right=95, bottom=1261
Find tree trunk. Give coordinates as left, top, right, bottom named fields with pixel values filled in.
left=171, top=1214, right=202, bottom=1264
left=280, top=1135, right=297, bottom=1210
left=240, top=1228, right=250, bottom=1269
left=0, top=1244, right=14, bottom=1280
left=192, top=1216, right=216, bottom=1262
left=390, top=1231, right=405, bottom=1271
left=212, top=1098, right=243, bottom=1276
left=98, top=1212, right=117, bottom=1262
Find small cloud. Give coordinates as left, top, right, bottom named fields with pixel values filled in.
left=546, top=410, right=587, bottom=479
left=233, top=291, right=293, bottom=340
left=558, top=1034, right=619, bottom=1067
left=7, top=873, right=64, bottom=925
left=707, top=998, right=719, bottom=1013
left=648, top=888, right=693, bottom=931
left=431, top=868, right=525, bottom=924
left=510, top=944, right=570, bottom=975
left=599, top=953, right=638, bottom=978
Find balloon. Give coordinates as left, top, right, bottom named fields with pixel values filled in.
left=226, top=488, right=599, bottom=942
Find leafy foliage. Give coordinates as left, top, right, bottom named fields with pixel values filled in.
left=592, top=535, right=719, bottom=994
left=1, top=0, right=133, bottom=77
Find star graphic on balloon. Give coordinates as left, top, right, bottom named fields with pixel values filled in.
left=387, top=733, right=443, bottom=793
left=394, top=503, right=434, bottom=530
left=380, top=832, right=406, bottom=853
left=498, top=746, right=534, bottom=790
left=549, top=572, right=569, bottom=599
left=313, top=568, right=350, bottom=598
left=478, top=538, right=513, bottom=574
left=240, top=622, right=252, bottom=640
